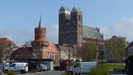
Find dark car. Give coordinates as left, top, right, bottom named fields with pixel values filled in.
left=28, top=63, right=40, bottom=71
left=39, top=64, right=48, bottom=71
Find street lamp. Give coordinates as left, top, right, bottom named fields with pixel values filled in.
left=100, top=48, right=104, bottom=65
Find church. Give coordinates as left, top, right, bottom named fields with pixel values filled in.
left=58, top=6, right=105, bottom=60
left=59, top=6, right=104, bottom=47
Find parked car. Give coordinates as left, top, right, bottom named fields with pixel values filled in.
left=66, top=62, right=98, bottom=73
left=0, top=65, right=7, bottom=71
left=28, top=63, right=40, bottom=71
left=0, top=65, right=3, bottom=71
left=4, top=62, right=28, bottom=74
left=0, top=70, right=3, bottom=75
left=39, top=64, right=48, bottom=71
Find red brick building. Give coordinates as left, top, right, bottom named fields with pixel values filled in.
left=10, top=16, right=59, bottom=63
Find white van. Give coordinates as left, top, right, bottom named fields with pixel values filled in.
left=67, top=62, right=97, bottom=73
left=4, top=62, right=28, bottom=74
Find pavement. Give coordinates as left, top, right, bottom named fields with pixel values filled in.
left=110, top=70, right=127, bottom=75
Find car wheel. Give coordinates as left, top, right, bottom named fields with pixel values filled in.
left=4, top=69, right=8, bottom=73
left=20, top=70, right=25, bottom=74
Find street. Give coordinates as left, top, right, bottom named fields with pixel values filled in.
left=110, top=70, right=127, bottom=75
left=14, top=71, right=64, bottom=75
left=2, top=70, right=127, bottom=75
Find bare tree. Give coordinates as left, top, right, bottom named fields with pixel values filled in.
left=0, top=40, right=15, bottom=64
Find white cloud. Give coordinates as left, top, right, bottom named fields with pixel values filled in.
left=0, top=29, right=33, bottom=45
left=100, top=17, right=133, bottom=42
left=46, top=24, right=58, bottom=44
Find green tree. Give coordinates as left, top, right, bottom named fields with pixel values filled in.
left=81, top=43, right=98, bottom=61
left=105, top=36, right=126, bottom=61
left=87, top=43, right=98, bottom=61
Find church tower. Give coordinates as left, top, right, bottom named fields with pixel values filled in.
left=31, top=16, right=49, bottom=59
left=59, top=6, right=71, bottom=45
left=59, top=6, right=83, bottom=46
left=71, top=7, right=83, bottom=46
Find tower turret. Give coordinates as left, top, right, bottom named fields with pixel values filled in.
left=31, top=16, right=49, bottom=59
left=35, top=16, right=46, bottom=41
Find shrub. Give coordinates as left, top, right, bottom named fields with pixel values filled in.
left=62, top=72, right=71, bottom=75
left=125, top=55, right=133, bottom=75
left=47, top=68, right=51, bottom=71
left=30, top=69, right=38, bottom=73
left=7, top=71, right=17, bottom=75
left=54, top=66, right=60, bottom=70
left=87, top=65, right=110, bottom=75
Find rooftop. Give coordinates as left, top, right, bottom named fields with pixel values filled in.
left=83, top=26, right=103, bottom=40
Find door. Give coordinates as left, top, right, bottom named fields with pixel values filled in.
left=9, top=64, right=17, bottom=71
left=73, top=63, right=81, bottom=73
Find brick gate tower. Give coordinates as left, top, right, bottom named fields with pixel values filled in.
left=31, top=16, right=49, bottom=59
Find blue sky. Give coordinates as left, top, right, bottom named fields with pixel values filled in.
left=0, top=0, right=133, bottom=45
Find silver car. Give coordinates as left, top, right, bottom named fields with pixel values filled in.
left=0, top=70, right=3, bottom=75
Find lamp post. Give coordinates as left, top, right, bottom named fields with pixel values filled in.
left=100, top=48, right=104, bottom=65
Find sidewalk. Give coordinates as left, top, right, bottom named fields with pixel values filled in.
left=110, top=70, right=127, bottom=75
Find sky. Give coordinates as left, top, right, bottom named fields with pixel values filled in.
left=0, top=0, right=133, bottom=45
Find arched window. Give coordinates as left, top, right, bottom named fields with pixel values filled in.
left=79, top=15, right=80, bottom=21
left=73, top=15, right=75, bottom=21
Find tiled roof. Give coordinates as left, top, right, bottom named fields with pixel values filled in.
left=56, top=44, right=75, bottom=51
left=0, top=38, right=16, bottom=47
left=47, top=43, right=59, bottom=53
left=0, top=38, right=9, bottom=43
left=125, top=41, right=133, bottom=50
left=83, top=26, right=103, bottom=40
left=10, top=47, right=32, bottom=59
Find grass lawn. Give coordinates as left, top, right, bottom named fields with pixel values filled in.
left=100, top=64, right=125, bottom=70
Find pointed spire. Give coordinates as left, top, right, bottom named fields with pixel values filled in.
left=38, top=13, right=42, bottom=28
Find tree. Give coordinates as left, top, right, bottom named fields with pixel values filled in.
left=105, top=36, right=126, bottom=61
left=0, top=39, right=15, bottom=64
left=87, top=43, right=98, bottom=61
left=59, top=44, right=75, bottom=63
left=80, top=43, right=98, bottom=61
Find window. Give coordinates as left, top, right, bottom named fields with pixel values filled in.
left=79, top=15, right=80, bottom=21
left=73, top=15, right=75, bottom=21
left=61, top=17, right=64, bottom=23
left=74, top=63, right=80, bottom=68
left=10, top=64, right=15, bottom=67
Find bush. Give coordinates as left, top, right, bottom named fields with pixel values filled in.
left=126, top=55, right=133, bottom=75
left=47, top=68, right=51, bottom=71
left=54, top=66, right=60, bottom=70
left=87, top=65, right=110, bottom=75
left=7, top=71, right=17, bottom=75
left=30, top=69, right=38, bottom=73
left=62, top=72, right=71, bottom=75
